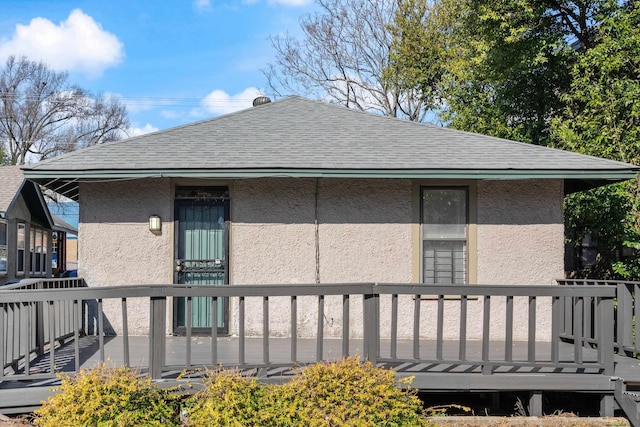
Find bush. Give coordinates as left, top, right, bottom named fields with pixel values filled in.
left=183, top=369, right=270, bottom=426
left=34, top=364, right=182, bottom=427
left=34, top=357, right=432, bottom=426
left=268, top=357, right=431, bottom=426
left=184, top=356, right=432, bottom=427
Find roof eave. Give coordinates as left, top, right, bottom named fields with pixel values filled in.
left=22, top=167, right=640, bottom=180
left=23, top=168, right=638, bottom=202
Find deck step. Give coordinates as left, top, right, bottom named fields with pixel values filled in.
left=624, top=391, right=640, bottom=402
left=615, top=379, right=640, bottom=427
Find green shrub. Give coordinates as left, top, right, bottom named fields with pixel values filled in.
left=268, top=356, right=432, bottom=427
left=35, top=357, right=432, bottom=427
left=183, top=369, right=270, bottom=426
left=185, top=356, right=431, bottom=426
left=34, top=364, right=182, bottom=427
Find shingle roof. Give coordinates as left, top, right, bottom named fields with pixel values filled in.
left=0, top=166, right=26, bottom=214
left=0, top=166, right=53, bottom=227
left=51, top=214, right=77, bottom=235
left=22, top=96, right=639, bottom=200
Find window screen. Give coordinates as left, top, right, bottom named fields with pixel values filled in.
left=422, top=188, right=468, bottom=284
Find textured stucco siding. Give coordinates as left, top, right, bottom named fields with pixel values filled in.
left=476, top=179, right=564, bottom=285
left=80, top=177, right=564, bottom=341
left=475, top=179, right=564, bottom=341
left=230, top=178, right=413, bottom=338
left=78, top=179, right=173, bottom=335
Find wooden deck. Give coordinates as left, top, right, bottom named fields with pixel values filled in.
left=2, top=335, right=640, bottom=412
left=2, top=279, right=640, bottom=422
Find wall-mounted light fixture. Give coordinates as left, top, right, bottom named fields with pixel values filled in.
left=149, top=215, right=162, bottom=233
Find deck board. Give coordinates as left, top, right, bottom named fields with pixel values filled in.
left=1, top=336, right=639, bottom=413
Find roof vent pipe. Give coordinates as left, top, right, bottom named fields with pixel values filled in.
left=252, top=96, right=271, bottom=107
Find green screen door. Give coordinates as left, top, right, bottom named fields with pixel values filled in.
left=174, top=188, right=229, bottom=335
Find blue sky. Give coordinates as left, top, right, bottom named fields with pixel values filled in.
left=0, top=0, right=317, bottom=135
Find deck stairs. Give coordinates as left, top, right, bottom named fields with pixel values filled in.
left=615, top=378, right=640, bottom=427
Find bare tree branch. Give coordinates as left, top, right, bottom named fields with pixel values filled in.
left=264, top=0, right=429, bottom=122
left=0, top=56, right=130, bottom=165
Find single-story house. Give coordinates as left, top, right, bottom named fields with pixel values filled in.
left=21, top=96, right=639, bottom=339
left=0, top=166, right=76, bottom=285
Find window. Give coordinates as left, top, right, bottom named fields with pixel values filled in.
left=30, top=230, right=35, bottom=274
left=29, top=227, right=48, bottom=275
left=17, top=223, right=25, bottom=274
left=0, top=220, right=7, bottom=274
left=421, top=188, right=468, bottom=284
left=36, top=229, right=43, bottom=273
left=42, top=232, right=48, bottom=273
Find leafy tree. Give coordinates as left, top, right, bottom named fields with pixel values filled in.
left=387, top=0, right=611, bottom=145
left=552, top=1, right=640, bottom=165
left=0, top=55, right=129, bottom=165
left=553, top=0, right=640, bottom=279
left=265, top=0, right=430, bottom=121
left=384, top=0, right=446, bottom=115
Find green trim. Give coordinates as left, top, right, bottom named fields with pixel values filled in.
left=22, top=167, right=639, bottom=181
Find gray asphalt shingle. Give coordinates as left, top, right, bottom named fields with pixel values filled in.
left=0, top=166, right=26, bottom=213
left=23, top=96, right=634, bottom=174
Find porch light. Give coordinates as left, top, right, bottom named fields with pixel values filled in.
left=149, top=215, right=162, bottom=232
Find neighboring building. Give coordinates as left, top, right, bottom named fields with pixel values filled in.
left=22, top=97, right=639, bottom=338
left=0, top=166, right=57, bottom=285
left=48, top=202, right=79, bottom=274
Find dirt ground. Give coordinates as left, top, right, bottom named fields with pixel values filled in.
left=429, top=416, right=630, bottom=426
left=1, top=414, right=630, bottom=426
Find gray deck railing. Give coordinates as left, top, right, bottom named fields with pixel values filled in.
left=0, top=278, right=87, bottom=376
left=558, top=279, right=639, bottom=356
left=0, top=282, right=616, bottom=381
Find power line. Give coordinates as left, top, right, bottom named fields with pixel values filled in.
left=0, top=93, right=274, bottom=105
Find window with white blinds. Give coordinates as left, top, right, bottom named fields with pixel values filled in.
left=421, top=188, right=468, bottom=284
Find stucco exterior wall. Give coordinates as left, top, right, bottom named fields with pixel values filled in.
left=78, top=179, right=173, bottom=335
left=230, top=178, right=413, bottom=338
left=231, top=178, right=564, bottom=341
left=475, top=179, right=564, bottom=341
left=80, top=177, right=564, bottom=341
left=476, top=179, right=564, bottom=285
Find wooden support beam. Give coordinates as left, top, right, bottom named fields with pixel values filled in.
left=529, top=391, right=542, bottom=416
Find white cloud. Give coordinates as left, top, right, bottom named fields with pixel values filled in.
left=160, top=110, right=183, bottom=120
left=194, top=0, right=212, bottom=12
left=0, top=9, right=124, bottom=78
left=127, top=123, right=159, bottom=137
left=196, top=87, right=263, bottom=116
left=241, top=0, right=312, bottom=6
left=267, top=0, right=313, bottom=5
left=123, top=97, right=174, bottom=114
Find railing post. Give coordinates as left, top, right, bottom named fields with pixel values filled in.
left=35, top=280, right=45, bottom=355
left=617, top=282, right=633, bottom=353
left=149, top=296, right=166, bottom=380
left=597, top=295, right=615, bottom=375
left=363, top=287, right=379, bottom=364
